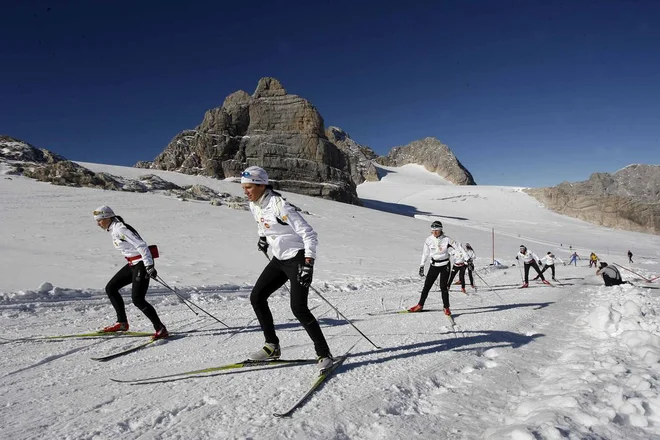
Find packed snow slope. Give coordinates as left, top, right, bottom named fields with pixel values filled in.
left=1, top=162, right=660, bottom=440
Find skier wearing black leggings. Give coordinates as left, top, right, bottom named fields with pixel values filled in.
left=241, top=166, right=333, bottom=371
left=93, top=206, right=168, bottom=340
left=516, top=245, right=550, bottom=288
left=409, top=221, right=468, bottom=316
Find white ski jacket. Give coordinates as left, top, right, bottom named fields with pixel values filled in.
left=421, top=234, right=467, bottom=267
left=450, top=248, right=468, bottom=266
left=541, top=254, right=563, bottom=266
left=517, top=250, right=540, bottom=265
left=250, top=190, right=318, bottom=261
left=107, top=220, right=153, bottom=266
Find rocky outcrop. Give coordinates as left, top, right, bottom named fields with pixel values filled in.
left=325, top=127, right=379, bottom=184
left=0, top=136, right=248, bottom=209
left=0, top=135, right=66, bottom=164
left=375, top=137, right=476, bottom=185
left=146, top=77, right=360, bottom=204
left=525, top=164, right=660, bottom=235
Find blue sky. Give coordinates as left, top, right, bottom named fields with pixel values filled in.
left=1, top=1, right=659, bottom=187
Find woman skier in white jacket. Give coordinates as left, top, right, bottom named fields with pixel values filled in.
left=241, top=166, right=333, bottom=371
left=93, top=206, right=168, bottom=339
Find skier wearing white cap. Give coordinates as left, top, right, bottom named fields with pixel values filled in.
left=516, top=245, right=549, bottom=288
left=93, top=206, right=168, bottom=339
left=240, top=166, right=334, bottom=370
left=409, top=221, right=468, bottom=316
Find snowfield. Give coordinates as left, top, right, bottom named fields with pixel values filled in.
left=1, top=162, right=660, bottom=440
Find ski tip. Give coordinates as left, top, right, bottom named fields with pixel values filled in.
left=273, top=412, right=291, bottom=418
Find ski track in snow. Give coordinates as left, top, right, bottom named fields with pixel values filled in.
left=2, top=270, right=660, bottom=439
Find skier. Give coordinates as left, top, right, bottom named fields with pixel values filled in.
left=447, top=247, right=469, bottom=294
left=596, top=262, right=626, bottom=286
left=93, top=206, right=168, bottom=339
left=569, top=252, right=580, bottom=266
left=465, top=243, right=476, bottom=289
left=241, top=166, right=333, bottom=370
left=516, top=245, right=549, bottom=288
left=534, top=252, right=563, bottom=281
left=409, top=221, right=468, bottom=316
left=628, top=250, right=634, bottom=263
left=589, top=252, right=599, bottom=268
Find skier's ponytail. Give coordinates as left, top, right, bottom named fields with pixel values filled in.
left=113, top=215, right=142, bottom=239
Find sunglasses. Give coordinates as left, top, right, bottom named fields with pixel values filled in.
left=241, top=171, right=254, bottom=178
left=93, top=210, right=105, bottom=216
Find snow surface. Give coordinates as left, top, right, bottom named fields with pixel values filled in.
left=1, top=162, right=660, bottom=439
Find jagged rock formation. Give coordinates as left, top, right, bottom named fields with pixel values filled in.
left=146, top=77, right=360, bottom=204
left=0, top=135, right=66, bottom=164
left=525, top=164, right=660, bottom=235
left=375, top=137, right=476, bottom=185
left=0, top=136, right=247, bottom=209
left=325, top=127, right=379, bottom=184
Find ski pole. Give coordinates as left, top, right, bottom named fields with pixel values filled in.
left=473, top=271, right=503, bottom=301
left=612, top=262, right=652, bottom=282
left=153, top=276, right=230, bottom=328
left=261, top=251, right=381, bottom=349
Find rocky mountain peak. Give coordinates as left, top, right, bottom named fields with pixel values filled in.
left=325, top=127, right=379, bottom=183
left=375, top=137, right=476, bottom=185
left=0, top=135, right=65, bottom=164
left=253, top=77, right=287, bottom=98
left=144, top=77, right=360, bottom=204
left=525, top=164, right=660, bottom=235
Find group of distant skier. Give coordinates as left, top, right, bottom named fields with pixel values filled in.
left=92, top=165, right=641, bottom=370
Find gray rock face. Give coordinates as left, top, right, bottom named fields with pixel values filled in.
left=525, top=164, right=660, bottom=235
left=146, top=77, right=360, bottom=204
left=326, top=126, right=379, bottom=184
left=0, top=136, right=249, bottom=210
left=0, top=135, right=66, bottom=164
left=375, top=137, right=476, bottom=185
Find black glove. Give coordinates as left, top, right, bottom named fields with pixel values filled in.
left=537, top=261, right=542, bottom=266
left=298, top=262, right=314, bottom=288
left=468, top=261, right=475, bottom=272
left=257, top=237, right=268, bottom=253
left=419, top=266, right=425, bottom=277
left=145, top=265, right=158, bottom=279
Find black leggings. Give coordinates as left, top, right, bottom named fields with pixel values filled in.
left=447, top=264, right=467, bottom=288
left=250, top=250, right=330, bottom=358
left=467, top=268, right=474, bottom=286
left=418, top=264, right=451, bottom=308
left=524, top=261, right=544, bottom=283
left=105, top=263, right=164, bottom=331
left=540, top=264, right=556, bottom=278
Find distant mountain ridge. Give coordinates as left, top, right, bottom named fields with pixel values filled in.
left=0, top=136, right=248, bottom=210
left=525, top=164, right=660, bottom=235
left=135, top=77, right=475, bottom=203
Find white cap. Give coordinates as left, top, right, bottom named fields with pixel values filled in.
left=93, top=205, right=115, bottom=221
left=240, top=166, right=269, bottom=185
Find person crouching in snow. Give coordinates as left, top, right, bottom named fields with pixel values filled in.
left=241, top=166, right=334, bottom=371
left=93, top=206, right=168, bottom=340
left=516, top=245, right=549, bottom=288
left=410, top=221, right=468, bottom=316
left=596, top=262, right=627, bottom=286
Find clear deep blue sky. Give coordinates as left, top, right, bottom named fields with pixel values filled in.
left=2, top=1, right=659, bottom=187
